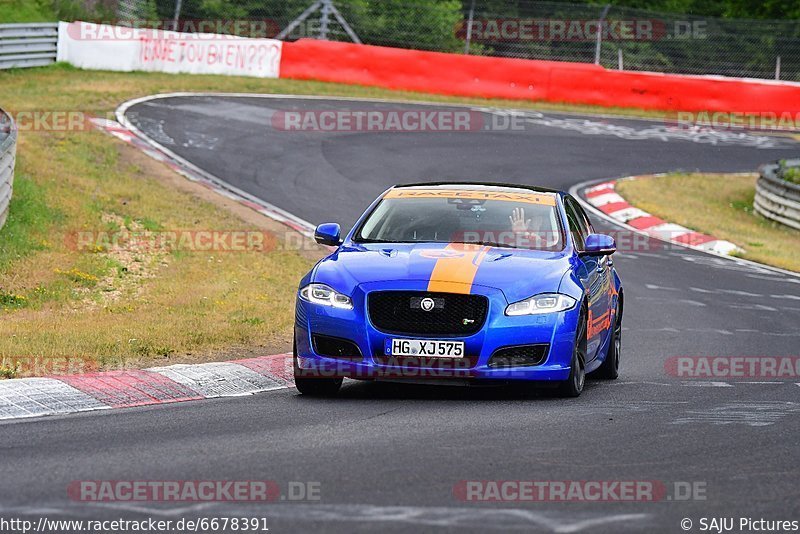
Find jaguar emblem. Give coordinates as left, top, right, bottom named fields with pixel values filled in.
left=420, top=297, right=436, bottom=312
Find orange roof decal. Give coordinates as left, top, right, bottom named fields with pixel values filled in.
left=384, top=188, right=557, bottom=206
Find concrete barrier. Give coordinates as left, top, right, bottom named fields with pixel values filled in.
left=280, top=38, right=800, bottom=115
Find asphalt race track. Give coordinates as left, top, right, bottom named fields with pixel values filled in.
left=2, top=95, right=800, bottom=533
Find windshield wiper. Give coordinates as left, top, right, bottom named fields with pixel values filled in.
left=456, top=240, right=523, bottom=250
left=354, top=239, right=423, bottom=244
left=355, top=239, right=527, bottom=250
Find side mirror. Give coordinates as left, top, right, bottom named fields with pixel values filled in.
left=314, top=223, right=342, bottom=247
left=581, top=233, right=616, bottom=256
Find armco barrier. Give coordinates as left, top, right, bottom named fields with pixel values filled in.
left=0, top=108, right=17, bottom=230
left=755, top=160, right=800, bottom=231
left=280, top=39, right=800, bottom=115
left=0, top=23, right=58, bottom=70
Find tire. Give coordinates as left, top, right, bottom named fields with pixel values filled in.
left=557, top=309, right=587, bottom=398
left=293, top=341, right=342, bottom=397
left=594, top=301, right=621, bottom=380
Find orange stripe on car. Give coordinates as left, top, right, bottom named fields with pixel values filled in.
left=587, top=310, right=612, bottom=339
left=427, top=244, right=490, bottom=294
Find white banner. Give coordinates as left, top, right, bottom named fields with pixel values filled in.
left=57, top=21, right=282, bottom=78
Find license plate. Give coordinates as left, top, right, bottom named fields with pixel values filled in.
left=386, top=339, right=465, bottom=358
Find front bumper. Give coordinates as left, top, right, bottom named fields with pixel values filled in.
left=295, top=281, right=580, bottom=382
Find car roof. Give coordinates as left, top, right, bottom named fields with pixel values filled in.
left=392, top=181, right=564, bottom=196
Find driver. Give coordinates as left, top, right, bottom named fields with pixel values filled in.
left=509, top=207, right=548, bottom=248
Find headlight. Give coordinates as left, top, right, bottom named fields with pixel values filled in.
left=505, top=293, right=577, bottom=316
left=299, top=283, right=353, bottom=310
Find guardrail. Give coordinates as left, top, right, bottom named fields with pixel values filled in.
left=0, top=22, right=58, bottom=70
left=755, top=159, right=800, bottom=231
left=0, top=109, right=17, bottom=230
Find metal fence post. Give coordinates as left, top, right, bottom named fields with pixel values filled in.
left=319, top=0, right=332, bottom=41
left=276, top=1, right=322, bottom=40
left=328, top=1, right=361, bottom=43
left=775, top=56, right=781, bottom=80
left=172, top=0, right=183, bottom=27
left=594, top=4, right=611, bottom=65
left=277, top=0, right=360, bottom=43
left=464, top=0, right=476, bottom=55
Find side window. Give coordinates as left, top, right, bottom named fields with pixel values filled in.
left=575, top=202, right=594, bottom=234
left=564, top=198, right=589, bottom=251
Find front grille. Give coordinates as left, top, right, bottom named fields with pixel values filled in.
left=312, top=334, right=363, bottom=360
left=488, top=344, right=549, bottom=368
left=367, top=291, right=488, bottom=336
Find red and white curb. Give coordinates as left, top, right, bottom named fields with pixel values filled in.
left=0, top=354, right=294, bottom=421
left=583, top=176, right=740, bottom=255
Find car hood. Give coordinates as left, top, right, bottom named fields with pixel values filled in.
left=311, top=242, right=571, bottom=303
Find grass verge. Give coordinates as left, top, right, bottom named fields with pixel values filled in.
left=616, top=173, right=800, bottom=272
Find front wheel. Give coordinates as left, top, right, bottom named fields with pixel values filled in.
left=293, top=343, right=342, bottom=397
left=557, top=310, right=586, bottom=398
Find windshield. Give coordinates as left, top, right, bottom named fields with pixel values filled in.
left=354, top=188, right=564, bottom=250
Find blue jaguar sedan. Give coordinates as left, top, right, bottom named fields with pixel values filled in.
left=294, top=183, right=623, bottom=397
